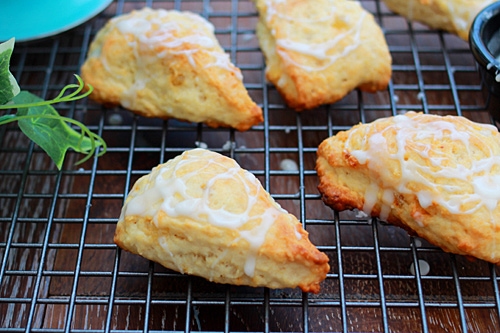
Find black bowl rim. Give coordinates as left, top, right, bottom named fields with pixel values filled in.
left=470, top=2, right=500, bottom=75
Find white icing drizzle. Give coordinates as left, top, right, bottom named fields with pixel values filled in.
left=404, top=0, right=494, bottom=37
left=121, top=148, right=289, bottom=277
left=444, top=0, right=494, bottom=33
left=262, top=0, right=365, bottom=72
left=103, top=8, right=242, bottom=105
left=345, top=112, right=500, bottom=222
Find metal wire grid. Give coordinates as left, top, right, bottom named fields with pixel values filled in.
left=1, top=0, right=500, bottom=332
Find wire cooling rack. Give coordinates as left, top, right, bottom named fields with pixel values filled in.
left=1, top=0, right=499, bottom=332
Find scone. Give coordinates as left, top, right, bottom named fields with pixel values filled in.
left=382, top=0, right=494, bottom=40
left=81, top=8, right=263, bottom=131
left=316, top=112, right=500, bottom=264
left=115, top=148, right=330, bottom=293
left=253, top=0, right=392, bottom=110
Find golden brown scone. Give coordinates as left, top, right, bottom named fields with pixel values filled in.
left=382, top=0, right=494, bottom=40
left=115, top=148, right=330, bottom=293
left=316, top=112, right=500, bottom=264
left=253, top=0, right=392, bottom=110
left=80, top=8, right=263, bottom=131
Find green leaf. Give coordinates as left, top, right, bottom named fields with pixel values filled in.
left=0, top=37, right=106, bottom=169
left=0, top=38, right=20, bottom=105
left=13, top=91, right=101, bottom=169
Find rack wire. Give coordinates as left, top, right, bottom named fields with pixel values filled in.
left=1, top=0, right=499, bottom=332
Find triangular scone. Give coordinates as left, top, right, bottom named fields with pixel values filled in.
left=316, top=112, right=500, bottom=264
left=115, top=148, right=330, bottom=293
left=80, top=8, right=263, bottom=131
left=382, top=0, right=494, bottom=41
left=253, top=0, right=392, bottom=110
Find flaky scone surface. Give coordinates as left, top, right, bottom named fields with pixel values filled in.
left=81, top=8, right=262, bottom=131
left=316, top=112, right=500, bottom=264
left=115, top=148, right=329, bottom=293
left=253, top=0, right=392, bottom=110
left=382, top=0, right=494, bottom=40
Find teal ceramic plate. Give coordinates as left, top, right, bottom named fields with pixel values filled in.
left=0, top=0, right=112, bottom=42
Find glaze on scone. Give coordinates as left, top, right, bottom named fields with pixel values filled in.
left=382, top=0, right=494, bottom=40
left=81, top=8, right=263, bottom=131
left=316, top=112, right=500, bottom=264
left=253, top=0, right=392, bottom=110
left=115, top=148, right=330, bottom=293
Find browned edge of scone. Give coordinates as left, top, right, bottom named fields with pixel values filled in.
left=81, top=83, right=263, bottom=132
left=113, top=211, right=330, bottom=294
left=314, top=120, right=500, bottom=266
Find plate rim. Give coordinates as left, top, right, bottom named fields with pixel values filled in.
left=0, top=0, right=113, bottom=42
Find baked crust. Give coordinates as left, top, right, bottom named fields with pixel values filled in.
left=81, top=8, right=263, bottom=131
left=115, top=148, right=330, bottom=293
left=316, top=112, right=500, bottom=264
left=253, top=0, right=392, bottom=110
left=382, top=0, right=494, bottom=40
